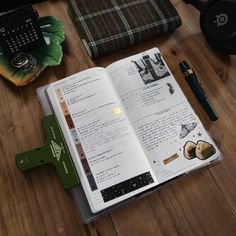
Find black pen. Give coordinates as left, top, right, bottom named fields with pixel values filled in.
left=179, top=61, right=218, bottom=121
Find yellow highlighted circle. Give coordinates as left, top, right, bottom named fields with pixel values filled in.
left=113, top=107, right=122, bottom=115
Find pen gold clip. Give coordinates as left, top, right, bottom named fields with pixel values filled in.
left=179, top=61, right=218, bottom=121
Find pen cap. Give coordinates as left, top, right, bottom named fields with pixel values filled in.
left=179, top=61, right=191, bottom=73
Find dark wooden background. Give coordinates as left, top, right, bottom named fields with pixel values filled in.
left=1, top=0, right=236, bottom=235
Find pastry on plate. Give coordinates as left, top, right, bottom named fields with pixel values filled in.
left=196, top=140, right=216, bottom=160
left=183, top=141, right=197, bottom=160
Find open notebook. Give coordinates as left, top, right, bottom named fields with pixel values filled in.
left=44, top=48, right=222, bottom=213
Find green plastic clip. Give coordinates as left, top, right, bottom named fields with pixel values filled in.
left=15, top=114, right=80, bottom=189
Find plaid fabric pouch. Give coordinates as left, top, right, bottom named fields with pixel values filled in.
left=68, top=0, right=181, bottom=58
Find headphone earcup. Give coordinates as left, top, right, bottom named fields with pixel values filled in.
left=206, top=37, right=236, bottom=54
left=199, top=0, right=236, bottom=54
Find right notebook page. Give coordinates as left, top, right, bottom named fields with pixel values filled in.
left=106, top=48, right=222, bottom=183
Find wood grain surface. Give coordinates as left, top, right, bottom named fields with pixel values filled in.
left=1, top=0, right=236, bottom=235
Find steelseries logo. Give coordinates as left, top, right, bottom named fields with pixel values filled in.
left=50, top=140, right=62, bottom=161
left=214, top=14, right=228, bottom=27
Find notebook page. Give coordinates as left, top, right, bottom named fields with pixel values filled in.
left=106, top=48, right=221, bottom=183
left=47, top=67, right=158, bottom=212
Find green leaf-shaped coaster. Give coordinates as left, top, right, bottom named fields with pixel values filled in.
left=0, top=16, right=65, bottom=86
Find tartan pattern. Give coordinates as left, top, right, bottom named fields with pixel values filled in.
left=68, top=0, right=181, bottom=58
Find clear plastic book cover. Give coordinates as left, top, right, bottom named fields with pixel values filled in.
left=37, top=80, right=222, bottom=224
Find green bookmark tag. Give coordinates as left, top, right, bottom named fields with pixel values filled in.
left=15, top=114, right=80, bottom=189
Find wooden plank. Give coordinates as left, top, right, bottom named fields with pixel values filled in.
left=171, top=0, right=236, bottom=219
left=0, top=65, right=89, bottom=235
left=110, top=171, right=236, bottom=236
left=0, top=1, right=94, bottom=235
left=110, top=195, right=179, bottom=236
left=1, top=0, right=236, bottom=235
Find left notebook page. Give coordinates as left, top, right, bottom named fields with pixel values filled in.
left=47, top=67, right=158, bottom=212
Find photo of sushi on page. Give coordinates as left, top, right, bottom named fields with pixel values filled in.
left=184, top=140, right=216, bottom=160
left=175, top=119, right=217, bottom=161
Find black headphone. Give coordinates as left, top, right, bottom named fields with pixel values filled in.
left=183, top=0, right=236, bottom=54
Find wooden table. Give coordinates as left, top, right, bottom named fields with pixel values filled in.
left=1, top=0, right=236, bottom=235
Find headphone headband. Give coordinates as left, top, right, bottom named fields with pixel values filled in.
left=183, top=0, right=209, bottom=12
